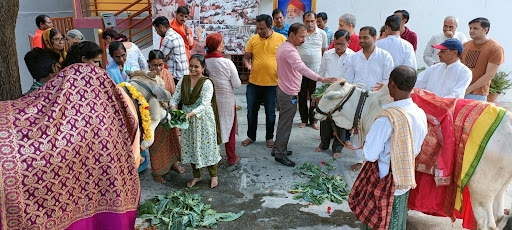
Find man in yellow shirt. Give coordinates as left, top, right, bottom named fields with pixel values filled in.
left=242, top=14, right=286, bottom=149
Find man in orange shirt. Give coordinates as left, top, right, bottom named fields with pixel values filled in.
left=32, top=15, right=53, bottom=48
left=170, top=6, right=195, bottom=60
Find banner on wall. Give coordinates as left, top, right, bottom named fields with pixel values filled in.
left=152, top=0, right=260, bottom=55
left=273, top=0, right=316, bottom=25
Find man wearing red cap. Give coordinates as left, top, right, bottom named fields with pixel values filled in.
left=286, top=0, right=306, bottom=25
left=415, top=38, right=472, bottom=98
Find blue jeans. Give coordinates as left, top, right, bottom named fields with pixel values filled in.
left=465, top=94, right=487, bottom=101
left=246, top=83, right=277, bottom=141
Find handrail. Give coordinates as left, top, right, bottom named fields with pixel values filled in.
left=120, top=15, right=152, bottom=38
left=118, top=10, right=151, bottom=35
left=116, top=5, right=150, bottom=31
left=113, top=0, right=143, bottom=17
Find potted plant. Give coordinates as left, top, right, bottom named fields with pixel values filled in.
left=488, top=70, right=512, bottom=102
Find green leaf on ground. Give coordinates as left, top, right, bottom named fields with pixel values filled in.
left=289, top=159, right=349, bottom=205
left=136, top=190, right=244, bottom=230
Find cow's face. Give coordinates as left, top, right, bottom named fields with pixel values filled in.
left=315, top=80, right=357, bottom=129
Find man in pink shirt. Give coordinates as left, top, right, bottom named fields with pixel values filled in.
left=272, top=23, right=337, bottom=166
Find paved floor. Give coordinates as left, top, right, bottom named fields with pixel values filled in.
left=137, top=85, right=512, bottom=229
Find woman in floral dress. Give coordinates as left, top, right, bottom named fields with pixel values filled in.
left=171, top=54, right=221, bottom=188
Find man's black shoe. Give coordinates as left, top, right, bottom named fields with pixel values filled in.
left=271, top=151, right=292, bottom=157
left=275, top=156, right=295, bottom=167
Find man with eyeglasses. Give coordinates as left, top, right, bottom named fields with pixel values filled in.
left=32, top=15, right=53, bottom=49
left=314, top=29, right=355, bottom=159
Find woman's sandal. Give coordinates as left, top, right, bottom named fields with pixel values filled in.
left=187, top=178, right=201, bottom=188
left=241, top=138, right=253, bottom=147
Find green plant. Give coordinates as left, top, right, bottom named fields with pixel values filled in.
left=417, top=67, right=426, bottom=73
left=289, top=159, right=350, bottom=205
left=138, top=190, right=244, bottom=230
left=489, top=71, right=512, bottom=95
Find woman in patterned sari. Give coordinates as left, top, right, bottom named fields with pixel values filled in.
left=147, top=49, right=185, bottom=183
left=0, top=63, right=141, bottom=229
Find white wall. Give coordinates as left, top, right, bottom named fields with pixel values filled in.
left=260, top=0, right=512, bottom=101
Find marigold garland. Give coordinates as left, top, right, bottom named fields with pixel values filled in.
left=119, top=82, right=152, bottom=141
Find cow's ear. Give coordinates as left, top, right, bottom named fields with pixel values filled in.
left=324, top=91, right=344, bottom=100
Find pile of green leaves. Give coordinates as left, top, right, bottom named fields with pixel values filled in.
left=311, top=83, right=332, bottom=100
left=166, top=109, right=189, bottom=129
left=138, top=190, right=244, bottom=230
left=289, top=158, right=349, bottom=205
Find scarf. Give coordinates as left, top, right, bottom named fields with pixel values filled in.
left=181, top=75, right=222, bottom=144
left=379, top=107, right=417, bottom=190
left=205, top=52, right=224, bottom=58
left=0, top=63, right=140, bottom=229
left=42, top=28, right=66, bottom=64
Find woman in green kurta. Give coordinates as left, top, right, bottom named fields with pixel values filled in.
left=171, top=54, right=222, bottom=189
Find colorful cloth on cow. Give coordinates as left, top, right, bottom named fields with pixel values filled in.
left=454, top=103, right=506, bottom=229
left=0, top=63, right=141, bottom=229
left=149, top=68, right=181, bottom=176
left=408, top=90, right=461, bottom=219
left=171, top=76, right=221, bottom=168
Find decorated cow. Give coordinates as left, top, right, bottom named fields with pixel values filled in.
left=315, top=80, right=512, bottom=230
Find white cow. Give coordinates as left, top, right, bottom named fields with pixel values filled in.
left=314, top=80, right=512, bottom=229
left=125, top=70, right=172, bottom=149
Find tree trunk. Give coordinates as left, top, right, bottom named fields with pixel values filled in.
left=0, top=0, right=21, bottom=101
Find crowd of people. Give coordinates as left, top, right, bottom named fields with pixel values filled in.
left=14, top=4, right=505, bottom=229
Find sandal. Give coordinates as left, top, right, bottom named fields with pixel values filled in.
left=266, top=139, right=274, bottom=148
left=241, top=138, right=254, bottom=147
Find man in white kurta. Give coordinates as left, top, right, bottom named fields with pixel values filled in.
left=315, top=29, right=355, bottom=158
left=360, top=65, right=427, bottom=229
left=343, top=26, right=394, bottom=170
left=376, top=15, right=417, bottom=69
left=423, top=16, right=468, bottom=66
left=344, top=27, right=394, bottom=91
left=415, top=38, right=472, bottom=98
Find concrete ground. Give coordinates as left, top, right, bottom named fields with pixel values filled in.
left=137, top=85, right=512, bottom=229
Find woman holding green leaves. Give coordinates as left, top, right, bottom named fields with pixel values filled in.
left=171, top=54, right=221, bottom=189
